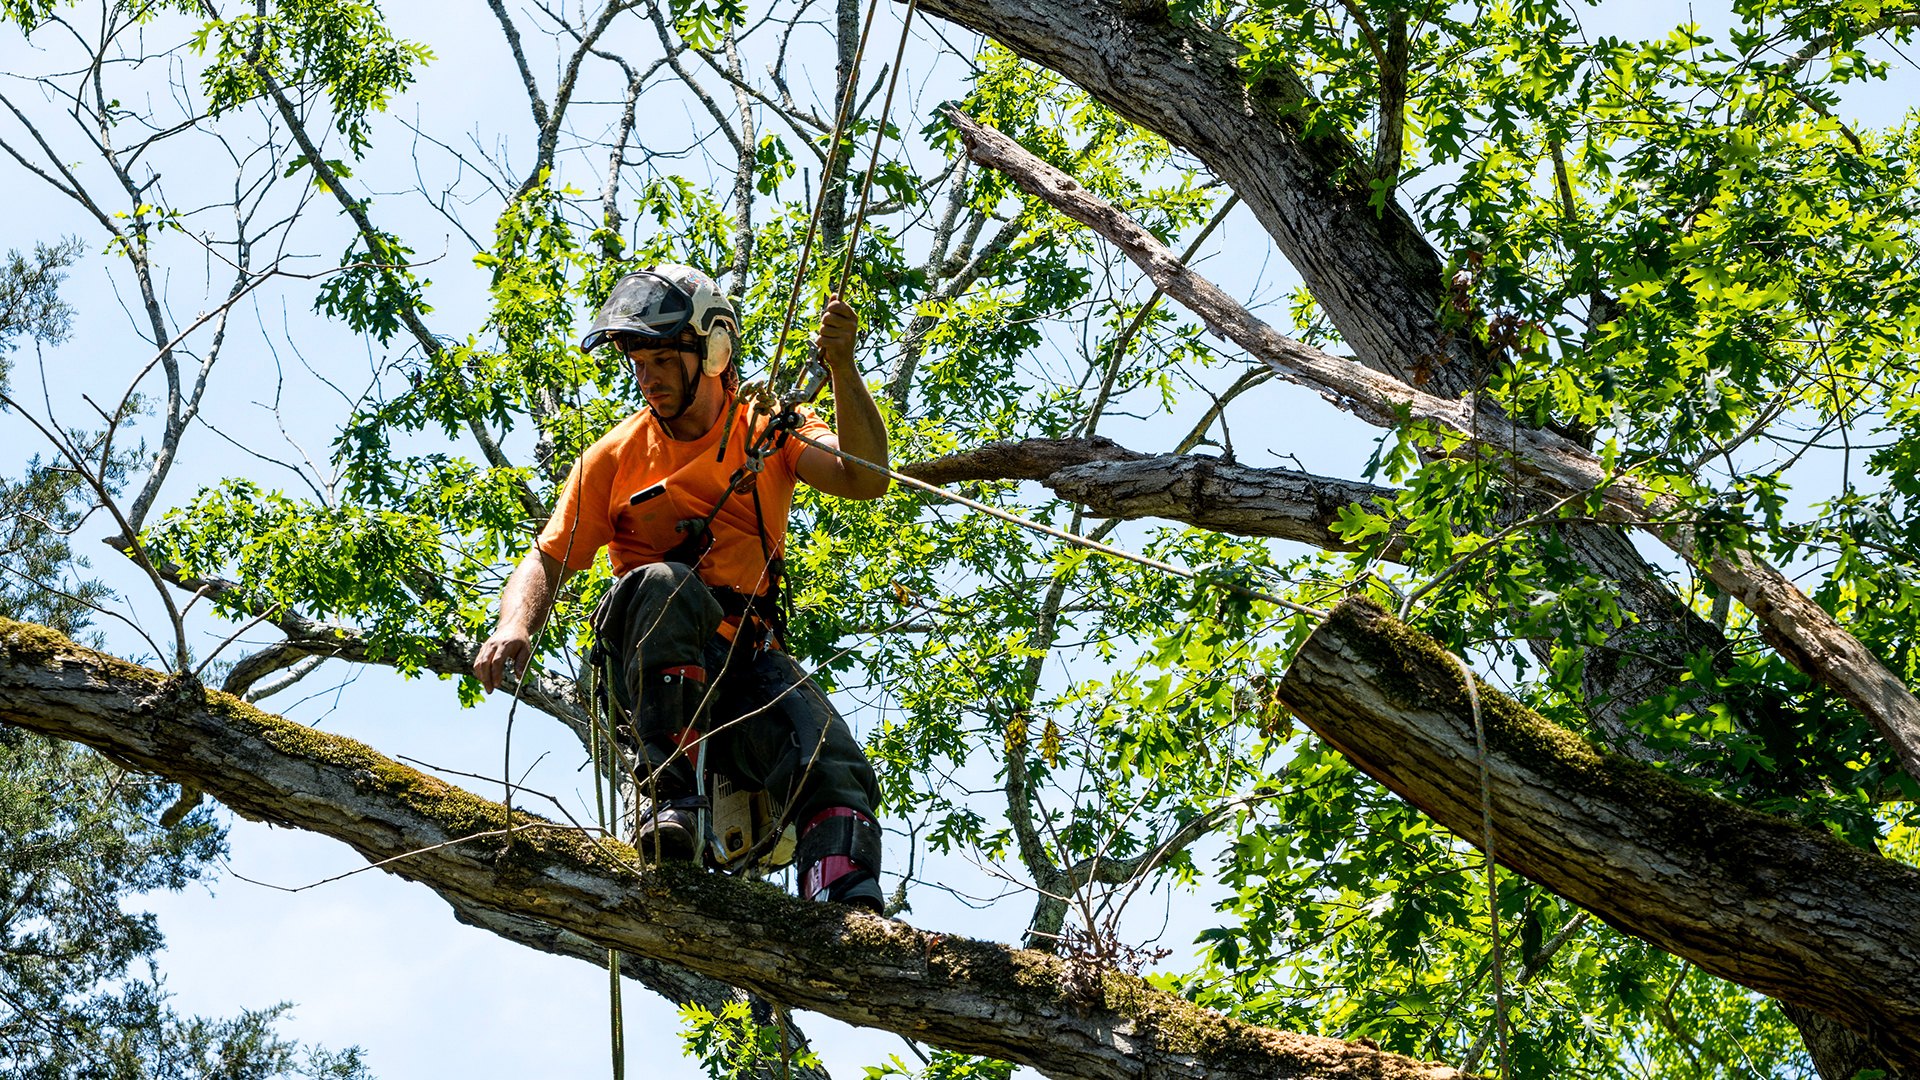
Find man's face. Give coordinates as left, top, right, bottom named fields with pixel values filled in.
left=617, top=333, right=703, bottom=413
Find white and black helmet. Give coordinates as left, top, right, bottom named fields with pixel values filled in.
left=581, top=264, right=738, bottom=376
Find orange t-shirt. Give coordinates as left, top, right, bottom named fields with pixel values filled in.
left=537, top=401, right=832, bottom=596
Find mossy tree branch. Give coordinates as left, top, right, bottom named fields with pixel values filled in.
left=1277, top=598, right=1920, bottom=1072
left=0, top=617, right=1468, bottom=1080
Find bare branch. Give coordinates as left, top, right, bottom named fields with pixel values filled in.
left=905, top=437, right=1400, bottom=556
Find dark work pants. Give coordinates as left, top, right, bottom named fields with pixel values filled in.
left=593, top=562, right=879, bottom=829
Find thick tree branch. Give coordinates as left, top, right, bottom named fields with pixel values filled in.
left=947, top=107, right=1920, bottom=781
left=905, top=437, right=1399, bottom=554
left=0, top=618, right=1467, bottom=1080
left=1082, top=193, right=1239, bottom=436
left=1276, top=598, right=1920, bottom=1071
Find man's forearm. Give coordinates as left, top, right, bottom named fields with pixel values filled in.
left=828, top=358, right=890, bottom=478
left=498, top=548, right=565, bottom=637
left=809, top=294, right=890, bottom=498
left=474, top=548, right=568, bottom=693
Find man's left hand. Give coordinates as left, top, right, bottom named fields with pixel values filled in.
left=815, top=294, right=859, bottom=372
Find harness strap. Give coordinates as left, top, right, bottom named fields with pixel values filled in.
left=712, top=582, right=788, bottom=648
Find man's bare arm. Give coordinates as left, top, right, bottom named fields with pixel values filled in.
left=473, top=548, right=571, bottom=693
left=796, top=295, right=891, bottom=500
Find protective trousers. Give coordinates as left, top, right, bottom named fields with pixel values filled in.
left=591, top=562, right=880, bottom=838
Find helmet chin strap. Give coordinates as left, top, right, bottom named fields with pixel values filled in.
left=656, top=344, right=706, bottom=424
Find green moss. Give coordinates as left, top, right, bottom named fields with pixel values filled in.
left=1315, top=597, right=1920, bottom=893
left=1, top=616, right=111, bottom=665
left=2, top=615, right=635, bottom=878
left=1093, top=966, right=1459, bottom=1076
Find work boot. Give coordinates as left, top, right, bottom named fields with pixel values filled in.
left=629, top=664, right=709, bottom=862
left=634, top=795, right=704, bottom=862
left=797, top=807, right=884, bottom=912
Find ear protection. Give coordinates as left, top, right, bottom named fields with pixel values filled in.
left=700, top=320, right=737, bottom=378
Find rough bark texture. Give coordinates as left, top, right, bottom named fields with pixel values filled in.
left=1781, top=1003, right=1902, bottom=1080
left=947, top=105, right=1920, bottom=782
left=903, top=435, right=1148, bottom=483
left=1277, top=598, right=1920, bottom=1071
left=908, top=438, right=1398, bottom=553
left=0, top=618, right=1469, bottom=1080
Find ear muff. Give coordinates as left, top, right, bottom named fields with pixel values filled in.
left=701, top=320, right=736, bottom=378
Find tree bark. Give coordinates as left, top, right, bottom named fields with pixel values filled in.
left=906, top=437, right=1398, bottom=554
left=1781, top=1003, right=1905, bottom=1080
left=0, top=617, right=1469, bottom=1080
left=1277, top=598, right=1920, bottom=1072
left=945, top=105, right=1920, bottom=782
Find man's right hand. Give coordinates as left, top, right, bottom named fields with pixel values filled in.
left=476, top=548, right=570, bottom=694
left=473, top=632, right=532, bottom=694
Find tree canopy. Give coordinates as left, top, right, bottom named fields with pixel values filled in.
left=2, top=0, right=1918, bottom=1077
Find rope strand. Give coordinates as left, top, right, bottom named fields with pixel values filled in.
left=762, top=0, right=887, bottom=397
left=833, top=0, right=921, bottom=299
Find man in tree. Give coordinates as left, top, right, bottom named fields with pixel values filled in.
left=473, top=264, right=890, bottom=911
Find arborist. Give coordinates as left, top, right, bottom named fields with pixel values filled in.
left=473, top=263, right=890, bottom=911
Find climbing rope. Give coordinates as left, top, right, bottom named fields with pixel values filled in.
left=1450, top=650, right=1509, bottom=1080
left=832, top=0, right=919, bottom=301
left=587, top=665, right=628, bottom=1080
left=760, top=0, right=888, bottom=401
left=714, top=0, right=915, bottom=468
left=768, top=0, right=920, bottom=403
